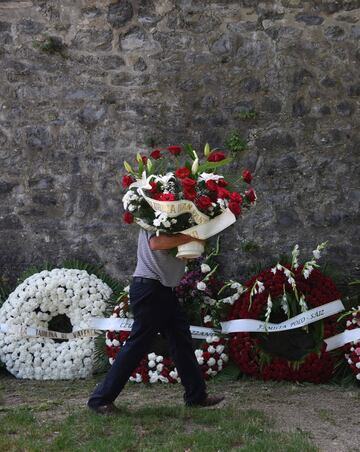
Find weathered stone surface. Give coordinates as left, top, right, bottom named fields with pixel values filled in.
left=0, top=181, right=17, bottom=193
left=77, top=105, right=107, bottom=127
left=107, top=0, right=133, bottom=28
left=292, top=97, right=310, bottom=117
left=25, top=127, right=52, bottom=151
left=133, top=57, right=147, bottom=72
left=324, top=25, right=346, bottom=39
left=336, top=101, right=354, bottom=116
left=32, top=193, right=57, bottom=206
left=256, top=130, right=296, bottom=151
left=261, top=97, right=282, bottom=114
left=0, top=214, right=23, bottom=230
left=0, top=21, right=11, bottom=32
left=72, top=29, right=113, bottom=51
left=100, top=55, right=125, bottom=70
left=16, top=19, right=44, bottom=34
left=0, top=0, right=358, bottom=282
left=295, top=14, right=324, bottom=25
left=348, top=83, right=360, bottom=97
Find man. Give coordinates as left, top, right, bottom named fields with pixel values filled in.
left=88, top=229, right=224, bottom=414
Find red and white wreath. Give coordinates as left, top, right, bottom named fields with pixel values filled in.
left=228, top=243, right=342, bottom=383
left=344, top=306, right=360, bottom=381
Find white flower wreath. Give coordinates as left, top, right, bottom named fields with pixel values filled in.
left=0, top=268, right=112, bottom=380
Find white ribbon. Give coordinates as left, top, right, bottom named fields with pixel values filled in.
left=89, top=318, right=219, bottom=340
left=221, top=299, right=344, bottom=334
left=0, top=323, right=98, bottom=339
left=0, top=319, right=219, bottom=341
left=0, top=299, right=345, bottom=344
left=324, top=328, right=360, bottom=351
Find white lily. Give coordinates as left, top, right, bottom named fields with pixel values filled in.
left=191, top=158, right=199, bottom=174
left=154, top=172, right=175, bottom=186
left=198, top=172, right=224, bottom=182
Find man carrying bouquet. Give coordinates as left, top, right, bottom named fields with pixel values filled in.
left=88, top=229, right=224, bottom=415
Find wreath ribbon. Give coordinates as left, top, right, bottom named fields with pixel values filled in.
left=1, top=299, right=348, bottom=349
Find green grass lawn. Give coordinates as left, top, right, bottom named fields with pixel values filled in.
left=0, top=365, right=319, bottom=452
left=0, top=404, right=316, bottom=452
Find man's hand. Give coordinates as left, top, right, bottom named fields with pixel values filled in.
left=149, top=233, right=205, bottom=251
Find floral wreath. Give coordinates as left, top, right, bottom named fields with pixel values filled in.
left=344, top=303, right=360, bottom=382
left=103, top=242, right=237, bottom=383
left=0, top=268, right=111, bottom=380
left=228, top=243, right=342, bottom=383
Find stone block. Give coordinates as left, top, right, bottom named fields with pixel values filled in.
left=107, top=0, right=133, bottom=28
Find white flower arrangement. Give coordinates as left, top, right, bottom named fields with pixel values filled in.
left=0, top=268, right=112, bottom=380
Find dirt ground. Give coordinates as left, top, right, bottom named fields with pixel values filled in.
left=1, top=369, right=359, bottom=452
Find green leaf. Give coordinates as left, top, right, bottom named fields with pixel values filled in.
left=198, top=158, right=233, bottom=173
left=184, top=143, right=196, bottom=160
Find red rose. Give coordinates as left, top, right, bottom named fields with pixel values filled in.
left=183, top=188, right=196, bottom=201
left=229, top=201, right=241, bottom=216
left=123, top=211, right=134, bottom=224
left=141, top=156, right=148, bottom=164
left=217, top=178, right=228, bottom=187
left=217, top=187, right=230, bottom=199
left=205, top=180, right=218, bottom=191
left=175, top=167, right=191, bottom=179
left=230, top=192, right=243, bottom=204
left=167, top=145, right=182, bottom=155
left=245, top=188, right=257, bottom=203
left=207, top=151, right=226, bottom=162
left=122, top=175, right=135, bottom=188
left=181, top=177, right=197, bottom=188
left=149, top=182, right=158, bottom=193
left=196, top=195, right=212, bottom=210
left=150, top=149, right=162, bottom=159
left=243, top=169, right=253, bottom=184
left=159, top=193, right=176, bottom=201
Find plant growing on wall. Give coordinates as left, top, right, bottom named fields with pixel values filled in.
left=33, top=34, right=67, bottom=57
left=226, top=131, right=247, bottom=153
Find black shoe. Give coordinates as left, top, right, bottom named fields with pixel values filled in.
left=88, top=402, right=120, bottom=416
left=187, top=395, right=225, bottom=407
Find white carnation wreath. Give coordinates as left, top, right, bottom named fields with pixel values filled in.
left=0, top=268, right=112, bottom=380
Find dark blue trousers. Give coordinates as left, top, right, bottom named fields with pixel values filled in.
left=88, top=279, right=207, bottom=408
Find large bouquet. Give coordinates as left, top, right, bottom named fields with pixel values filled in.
left=121, top=144, right=256, bottom=258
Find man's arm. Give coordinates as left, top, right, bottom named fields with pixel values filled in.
left=149, top=233, right=205, bottom=251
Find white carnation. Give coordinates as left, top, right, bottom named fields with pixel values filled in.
left=196, top=282, right=207, bottom=291
left=0, top=268, right=111, bottom=380
left=201, top=264, right=211, bottom=273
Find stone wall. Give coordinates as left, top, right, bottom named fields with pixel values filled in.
left=0, top=0, right=359, bottom=285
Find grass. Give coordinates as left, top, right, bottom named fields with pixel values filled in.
left=0, top=365, right=319, bottom=452
left=0, top=403, right=317, bottom=452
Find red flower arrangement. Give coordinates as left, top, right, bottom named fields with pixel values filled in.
left=344, top=303, right=360, bottom=382
left=122, top=143, right=257, bottom=260
left=228, top=244, right=342, bottom=383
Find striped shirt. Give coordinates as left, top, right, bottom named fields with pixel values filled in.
left=133, top=229, right=186, bottom=287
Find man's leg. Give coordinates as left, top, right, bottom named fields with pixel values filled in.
left=160, top=289, right=207, bottom=405
left=88, top=282, right=159, bottom=409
